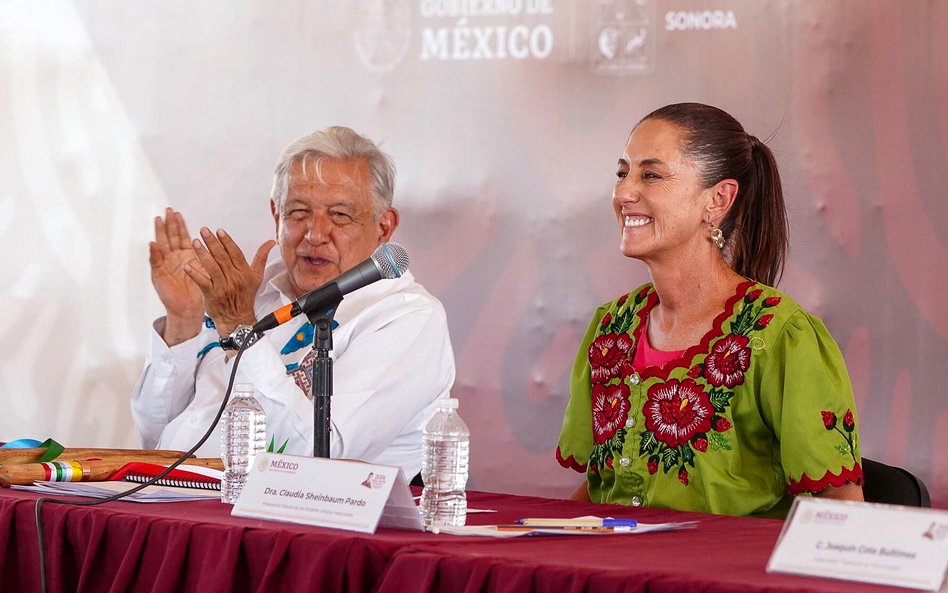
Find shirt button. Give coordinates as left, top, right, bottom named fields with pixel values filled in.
left=619, top=456, right=630, bottom=467
left=624, top=417, right=635, bottom=429
left=629, top=373, right=641, bottom=385
left=631, top=496, right=643, bottom=507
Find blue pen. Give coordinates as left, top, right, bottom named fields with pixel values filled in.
left=516, top=517, right=638, bottom=528
left=602, top=518, right=637, bottom=528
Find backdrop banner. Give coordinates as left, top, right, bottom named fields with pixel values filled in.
left=1, top=0, right=945, bottom=506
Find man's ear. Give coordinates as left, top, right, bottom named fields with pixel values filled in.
left=377, top=207, right=399, bottom=243
left=270, top=199, right=280, bottom=236
left=707, top=179, right=738, bottom=222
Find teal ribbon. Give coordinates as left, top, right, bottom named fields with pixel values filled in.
left=0, top=437, right=65, bottom=462
left=1, top=438, right=43, bottom=448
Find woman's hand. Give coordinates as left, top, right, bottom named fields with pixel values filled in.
left=813, top=482, right=865, bottom=502
left=570, top=481, right=591, bottom=502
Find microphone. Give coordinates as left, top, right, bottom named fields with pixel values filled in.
left=252, top=242, right=409, bottom=334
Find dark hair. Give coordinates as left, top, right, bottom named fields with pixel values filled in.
left=639, top=103, right=788, bottom=286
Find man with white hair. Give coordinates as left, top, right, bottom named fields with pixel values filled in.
left=131, top=127, right=456, bottom=480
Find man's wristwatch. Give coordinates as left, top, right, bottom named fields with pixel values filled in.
left=219, top=324, right=260, bottom=351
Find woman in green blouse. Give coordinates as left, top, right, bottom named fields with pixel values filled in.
left=557, top=103, right=864, bottom=517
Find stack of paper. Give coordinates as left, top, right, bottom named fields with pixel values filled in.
left=13, top=480, right=220, bottom=503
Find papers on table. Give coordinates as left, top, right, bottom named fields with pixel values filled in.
left=12, top=480, right=220, bottom=502
left=433, top=515, right=698, bottom=537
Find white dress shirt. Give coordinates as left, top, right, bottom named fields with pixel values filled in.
left=130, top=259, right=456, bottom=478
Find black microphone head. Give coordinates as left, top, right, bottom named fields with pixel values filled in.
left=372, top=243, right=410, bottom=279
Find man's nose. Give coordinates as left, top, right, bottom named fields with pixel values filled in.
left=304, top=214, right=332, bottom=243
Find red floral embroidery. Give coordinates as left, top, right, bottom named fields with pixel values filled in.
left=678, top=468, right=689, bottom=485
left=620, top=358, right=637, bottom=380
left=843, top=410, right=855, bottom=432
left=703, top=334, right=750, bottom=388
left=643, top=379, right=714, bottom=448
left=592, top=383, right=631, bottom=444
left=822, top=409, right=858, bottom=465
left=647, top=459, right=658, bottom=474
left=589, top=333, right=634, bottom=384
left=571, top=282, right=785, bottom=490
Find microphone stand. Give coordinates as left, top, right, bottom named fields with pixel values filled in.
left=306, top=288, right=343, bottom=458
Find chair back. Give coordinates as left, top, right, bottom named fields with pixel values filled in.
left=861, top=458, right=931, bottom=507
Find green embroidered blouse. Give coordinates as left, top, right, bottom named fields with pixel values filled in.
left=556, top=281, right=863, bottom=517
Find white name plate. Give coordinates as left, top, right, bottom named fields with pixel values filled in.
left=231, top=453, right=422, bottom=534
left=767, top=497, right=948, bottom=591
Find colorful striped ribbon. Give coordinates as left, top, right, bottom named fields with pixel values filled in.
left=40, top=461, right=89, bottom=482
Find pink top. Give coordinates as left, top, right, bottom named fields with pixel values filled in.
left=632, top=318, right=685, bottom=369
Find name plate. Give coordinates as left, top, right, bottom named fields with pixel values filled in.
left=231, top=453, right=422, bottom=534
left=767, top=497, right=948, bottom=591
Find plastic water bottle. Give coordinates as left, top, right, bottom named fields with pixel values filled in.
left=220, top=383, right=266, bottom=504
left=420, top=398, right=470, bottom=529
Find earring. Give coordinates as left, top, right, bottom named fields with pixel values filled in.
left=708, top=220, right=725, bottom=249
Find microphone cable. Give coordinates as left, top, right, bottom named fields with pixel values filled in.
left=33, top=336, right=255, bottom=593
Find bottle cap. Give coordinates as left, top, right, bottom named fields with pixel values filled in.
left=234, top=383, right=255, bottom=394
left=437, top=397, right=459, bottom=409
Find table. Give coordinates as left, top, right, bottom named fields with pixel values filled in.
left=0, top=488, right=920, bottom=593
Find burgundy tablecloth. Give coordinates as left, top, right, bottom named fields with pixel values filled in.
left=0, top=488, right=921, bottom=593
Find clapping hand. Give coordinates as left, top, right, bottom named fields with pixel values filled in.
left=149, top=208, right=206, bottom=345
left=184, top=227, right=275, bottom=339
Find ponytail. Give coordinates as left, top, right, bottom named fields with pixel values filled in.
left=727, top=137, right=788, bottom=286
